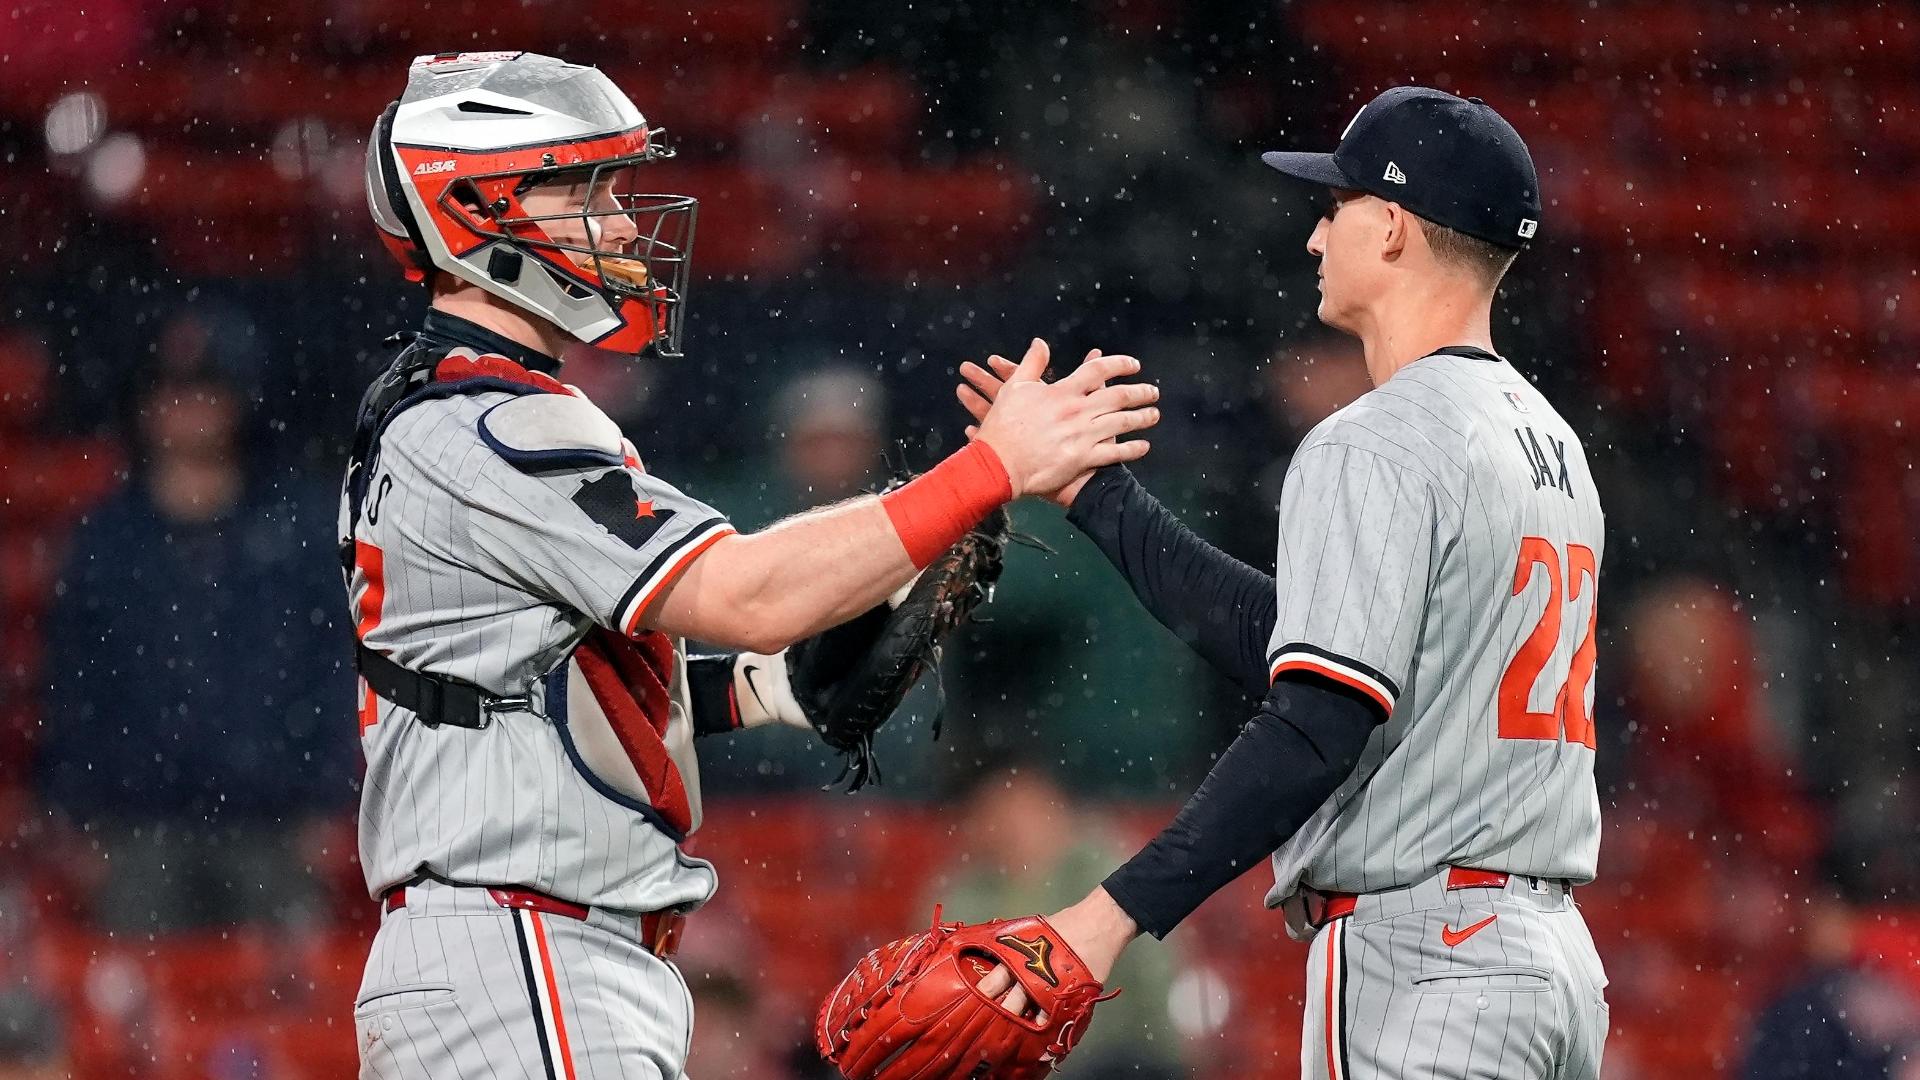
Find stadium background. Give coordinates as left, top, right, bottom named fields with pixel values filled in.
left=2, top=0, right=1917, bottom=1076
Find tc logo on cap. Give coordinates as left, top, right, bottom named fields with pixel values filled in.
left=1383, top=161, right=1407, bottom=184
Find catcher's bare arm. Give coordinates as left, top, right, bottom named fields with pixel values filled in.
left=653, top=497, right=922, bottom=654
left=649, top=342, right=1156, bottom=654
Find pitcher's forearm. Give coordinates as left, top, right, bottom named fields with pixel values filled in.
left=1067, top=466, right=1277, bottom=695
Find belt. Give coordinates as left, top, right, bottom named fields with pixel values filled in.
left=382, top=883, right=686, bottom=959
left=1305, top=867, right=1520, bottom=930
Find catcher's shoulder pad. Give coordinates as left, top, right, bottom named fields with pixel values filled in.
left=477, top=393, right=625, bottom=473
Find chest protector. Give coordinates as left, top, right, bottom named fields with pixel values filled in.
left=342, top=332, right=701, bottom=839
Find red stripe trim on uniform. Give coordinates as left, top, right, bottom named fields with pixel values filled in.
left=529, top=913, right=580, bottom=1080
left=510, top=910, right=561, bottom=1080
left=622, top=526, right=736, bottom=635
left=353, top=541, right=386, bottom=733
left=354, top=540, right=386, bottom=640
left=1271, top=659, right=1394, bottom=715
left=1323, top=918, right=1341, bottom=1080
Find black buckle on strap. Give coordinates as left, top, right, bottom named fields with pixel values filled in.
left=356, top=643, right=502, bottom=729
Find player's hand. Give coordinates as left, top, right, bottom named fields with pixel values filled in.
left=972, top=886, right=1137, bottom=1018
left=963, top=341, right=1158, bottom=503
left=960, top=348, right=1133, bottom=508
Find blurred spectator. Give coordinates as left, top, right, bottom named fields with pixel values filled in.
left=929, top=759, right=1188, bottom=1078
left=774, top=366, right=891, bottom=503
left=686, top=971, right=801, bottom=1080
left=1262, top=334, right=1374, bottom=440
left=1251, top=333, right=1373, bottom=509
left=696, top=363, right=893, bottom=528
left=1616, top=576, right=1825, bottom=868
left=695, top=365, right=934, bottom=792
left=0, top=329, right=124, bottom=760
left=553, top=340, right=660, bottom=431
left=1742, top=901, right=1920, bottom=1079
left=34, top=368, right=353, bottom=932
left=0, top=877, right=65, bottom=1080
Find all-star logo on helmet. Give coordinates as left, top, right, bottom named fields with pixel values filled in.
left=364, top=52, right=698, bottom=357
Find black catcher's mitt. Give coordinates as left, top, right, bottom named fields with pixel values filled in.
left=786, top=503, right=1012, bottom=790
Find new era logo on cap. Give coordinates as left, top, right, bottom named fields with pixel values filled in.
left=1383, top=161, right=1407, bottom=184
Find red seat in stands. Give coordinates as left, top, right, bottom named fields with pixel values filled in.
left=831, top=162, right=1039, bottom=279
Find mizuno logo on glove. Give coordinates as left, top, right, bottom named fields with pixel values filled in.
left=995, top=933, right=1059, bottom=987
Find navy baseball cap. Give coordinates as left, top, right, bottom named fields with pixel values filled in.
left=1263, top=86, right=1541, bottom=249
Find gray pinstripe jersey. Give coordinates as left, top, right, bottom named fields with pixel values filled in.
left=345, top=382, right=732, bottom=913
left=1264, top=349, right=1604, bottom=906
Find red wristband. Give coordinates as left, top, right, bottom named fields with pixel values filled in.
left=881, top=441, right=1013, bottom=568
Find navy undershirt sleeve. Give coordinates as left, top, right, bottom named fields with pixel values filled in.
left=1065, top=466, right=1276, bottom=697
left=684, top=653, right=739, bottom=737
left=1101, top=676, right=1381, bottom=939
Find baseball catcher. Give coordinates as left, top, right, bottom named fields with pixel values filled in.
left=342, top=51, right=1158, bottom=1079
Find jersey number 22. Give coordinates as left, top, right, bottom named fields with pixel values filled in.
left=1498, top=537, right=1597, bottom=749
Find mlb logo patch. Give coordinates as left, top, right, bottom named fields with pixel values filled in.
left=1503, top=390, right=1530, bottom=413
left=1518, top=218, right=1538, bottom=239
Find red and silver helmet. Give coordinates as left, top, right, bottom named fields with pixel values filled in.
left=365, top=52, right=696, bottom=357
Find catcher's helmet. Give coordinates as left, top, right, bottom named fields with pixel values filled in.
left=365, top=51, right=696, bottom=357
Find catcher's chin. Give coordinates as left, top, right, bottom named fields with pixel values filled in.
left=815, top=908, right=1120, bottom=1080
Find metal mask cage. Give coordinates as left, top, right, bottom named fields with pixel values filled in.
left=444, top=138, right=698, bottom=357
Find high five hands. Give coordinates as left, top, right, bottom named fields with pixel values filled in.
left=963, top=340, right=1159, bottom=504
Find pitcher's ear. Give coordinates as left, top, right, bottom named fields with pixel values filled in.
left=1381, top=201, right=1412, bottom=261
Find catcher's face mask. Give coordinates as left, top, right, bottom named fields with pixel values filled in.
left=461, top=155, right=697, bottom=357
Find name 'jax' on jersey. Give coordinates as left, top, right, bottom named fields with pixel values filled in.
left=1262, top=344, right=1604, bottom=915
left=342, top=330, right=735, bottom=915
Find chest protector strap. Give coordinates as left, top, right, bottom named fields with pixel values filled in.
left=342, top=334, right=564, bottom=730
left=356, top=644, right=502, bottom=730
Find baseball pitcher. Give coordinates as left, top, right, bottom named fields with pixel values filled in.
left=342, top=52, right=1159, bottom=1080
left=821, top=87, right=1609, bottom=1080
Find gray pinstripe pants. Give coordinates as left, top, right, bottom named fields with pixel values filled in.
left=354, top=880, right=694, bottom=1080
left=1303, top=872, right=1609, bottom=1080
